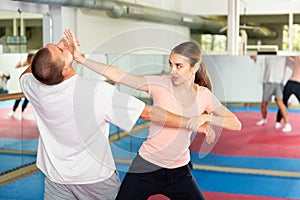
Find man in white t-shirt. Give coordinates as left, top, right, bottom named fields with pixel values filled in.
left=252, top=55, right=293, bottom=132
left=20, top=33, right=212, bottom=199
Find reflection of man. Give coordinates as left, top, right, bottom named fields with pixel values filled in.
left=19, top=32, right=211, bottom=199
left=251, top=55, right=293, bottom=132
left=0, top=72, right=10, bottom=94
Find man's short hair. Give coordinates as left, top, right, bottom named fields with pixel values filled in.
left=31, top=48, right=64, bottom=85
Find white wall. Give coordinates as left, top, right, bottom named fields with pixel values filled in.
left=203, top=55, right=297, bottom=105
left=74, top=9, right=190, bottom=54
left=204, top=55, right=262, bottom=103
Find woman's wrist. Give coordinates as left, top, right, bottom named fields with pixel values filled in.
left=75, top=55, right=86, bottom=64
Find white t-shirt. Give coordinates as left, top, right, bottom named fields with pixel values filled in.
left=257, top=56, right=289, bottom=84
left=20, top=74, right=145, bottom=184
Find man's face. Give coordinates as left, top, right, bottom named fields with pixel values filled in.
left=46, top=37, right=73, bottom=67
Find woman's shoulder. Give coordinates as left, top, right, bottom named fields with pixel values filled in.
left=196, top=84, right=211, bottom=93
left=146, top=75, right=169, bottom=84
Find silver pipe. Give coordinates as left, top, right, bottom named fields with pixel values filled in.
left=14, top=0, right=277, bottom=38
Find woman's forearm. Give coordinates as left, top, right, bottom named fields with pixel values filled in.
left=80, top=57, right=125, bottom=83
left=210, top=106, right=242, bottom=131
left=141, top=105, right=212, bottom=132
left=210, top=115, right=242, bottom=131
left=141, top=105, right=188, bottom=128
left=79, top=57, right=148, bottom=91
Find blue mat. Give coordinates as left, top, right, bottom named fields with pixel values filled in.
left=0, top=138, right=38, bottom=152
left=1, top=167, right=300, bottom=200
left=193, top=169, right=300, bottom=199
left=0, top=172, right=44, bottom=200
left=228, top=106, right=300, bottom=113
left=191, top=153, right=300, bottom=172
left=0, top=153, right=36, bottom=174
left=0, top=100, right=15, bottom=109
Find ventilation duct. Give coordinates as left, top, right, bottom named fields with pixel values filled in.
left=14, top=0, right=277, bottom=38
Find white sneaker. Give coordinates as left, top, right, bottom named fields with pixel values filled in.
left=282, top=124, right=292, bottom=132
left=256, top=119, right=267, bottom=126
left=275, top=122, right=282, bottom=129
left=8, top=111, right=15, bottom=117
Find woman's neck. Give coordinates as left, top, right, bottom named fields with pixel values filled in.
left=173, top=81, right=196, bottom=94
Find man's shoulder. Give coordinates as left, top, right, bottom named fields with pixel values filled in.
left=76, top=76, right=116, bottom=94
left=20, top=73, right=34, bottom=84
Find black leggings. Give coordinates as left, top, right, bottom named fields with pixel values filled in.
left=276, top=80, right=300, bottom=122
left=13, top=98, right=29, bottom=112
left=116, top=154, right=205, bottom=200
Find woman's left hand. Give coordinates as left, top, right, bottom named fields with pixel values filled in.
left=186, top=114, right=212, bottom=131
left=198, top=123, right=215, bottom=144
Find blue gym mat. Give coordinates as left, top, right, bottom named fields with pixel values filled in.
left=1, top=165, right=300, bottom=200
left=1, top=105, right=300, bottom=199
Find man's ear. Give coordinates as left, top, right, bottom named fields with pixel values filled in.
left=61, top=65, right=70, bottom=77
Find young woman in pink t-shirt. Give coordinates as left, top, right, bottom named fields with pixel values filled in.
left=67, top=29, right=241, bottom=200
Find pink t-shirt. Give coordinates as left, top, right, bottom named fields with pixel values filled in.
left=139, top=75, right=222, bottom=168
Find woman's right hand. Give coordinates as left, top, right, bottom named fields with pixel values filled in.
left=64, top=28, right=85, bottom=64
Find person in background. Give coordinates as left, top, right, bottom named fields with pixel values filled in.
left=19, top=29, right=213, bottom=200
left=0, top=72, right=10, bottom=94
left=251, top=55, right=293, bottom=132
left=275, top=56, right=300, bottom=129
left=8, top=53, right=34, bottom=117
left=65, top=29, right=242, bottom=200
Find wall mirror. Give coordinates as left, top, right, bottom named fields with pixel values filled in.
left=0, top=9, right=42, bottom=176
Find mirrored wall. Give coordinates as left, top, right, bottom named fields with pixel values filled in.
left=0, top=10, right=42, bottom=176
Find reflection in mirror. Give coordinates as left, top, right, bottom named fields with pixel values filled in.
left=0, top=10, right=42, bottom=177
left=0, top=10, right=42, bottom=94
left=195, top=55, right=300, bottom=176
left=0, top=94, right=38, bottom=177
left=0, top=10, right=43, bottom=54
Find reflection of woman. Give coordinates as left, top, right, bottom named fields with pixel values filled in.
left=0, top=72, right=10, bottom=94
left=67, top=29, right=242, bottom=200
left=8, top=53, right=34, bottom=117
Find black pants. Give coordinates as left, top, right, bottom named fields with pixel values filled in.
left=13, top=98, right=29, bottom=112
left=276, top=80, right=300, bottom=122
left=116, top=154, right=205, bottom=200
